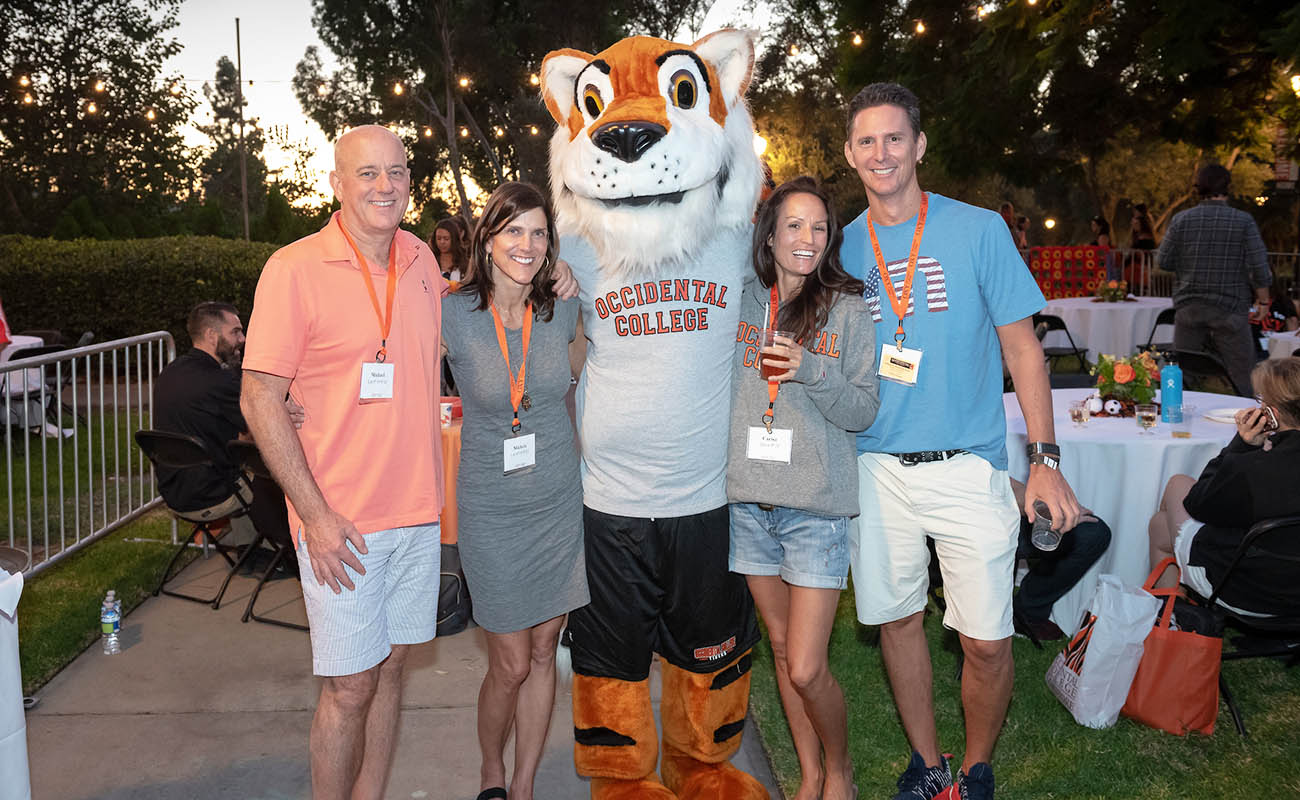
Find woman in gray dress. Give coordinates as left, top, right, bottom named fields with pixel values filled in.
left=440, top=181, right=587, bottom=800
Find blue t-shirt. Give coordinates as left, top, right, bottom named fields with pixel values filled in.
left=840, top=193, right=1044, bottom=469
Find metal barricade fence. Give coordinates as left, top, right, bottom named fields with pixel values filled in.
left=2, top=332, right=176, bottom=576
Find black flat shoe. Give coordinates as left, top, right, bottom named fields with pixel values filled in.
left=475, top=788, right=507, bottom=800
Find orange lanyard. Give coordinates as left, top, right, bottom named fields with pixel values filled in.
left=489, top=303, right=533, bottom=433
left=761, top=283, right=782, bottom=430
left=866, top=193, right=928, bottom=349
left=338, top=219, right=398, bottom=362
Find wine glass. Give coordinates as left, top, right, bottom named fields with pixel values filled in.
left=1068, top=400, right=1090, bottom=428
left=1135, top=403, right=1158, bottom=435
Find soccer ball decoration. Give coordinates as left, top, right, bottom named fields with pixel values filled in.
left=1103, top=399, right=1123, bottom=416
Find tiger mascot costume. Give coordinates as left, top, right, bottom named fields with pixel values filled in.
left=541, top=29, right=768, bottom=800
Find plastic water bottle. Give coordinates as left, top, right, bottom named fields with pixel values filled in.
left=1161, top=362, right=1183, bottom=423
left=101, top=591, right=121, bottom=655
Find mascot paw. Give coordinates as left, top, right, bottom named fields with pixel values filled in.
left=591, top=776, right=679, bottom=800
left=661, top=747, right=769, bottom=800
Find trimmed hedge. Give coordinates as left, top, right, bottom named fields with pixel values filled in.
left=1, top=235, right=279, bottom=348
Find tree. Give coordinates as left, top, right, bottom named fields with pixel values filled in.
left=292, top=0, right=682, bottom=217
left=198, top=56, right=269, bottom=237
left=0, top=0, right=195, bottom=236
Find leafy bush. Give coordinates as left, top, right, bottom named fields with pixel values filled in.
left=0, top=235, right=278, bottom=347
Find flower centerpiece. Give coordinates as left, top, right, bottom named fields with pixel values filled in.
left=1093, top=279, right=1132, bottom=303
left=1091, top=350, right=1159, bottom=416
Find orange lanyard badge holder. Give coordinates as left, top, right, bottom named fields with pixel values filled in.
left=339, top=221, right=399, bottom=401
left=867, top=194, right=929, bottom=386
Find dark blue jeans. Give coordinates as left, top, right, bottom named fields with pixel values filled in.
left=1014, top=516, right=1112, bottom=623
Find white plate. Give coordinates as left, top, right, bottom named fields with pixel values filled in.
left=1203, top=408, right=1242, bottom=424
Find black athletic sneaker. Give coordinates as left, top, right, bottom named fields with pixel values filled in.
left=957, top=762, right=994, bottom=800
left=891, top=750, right=953, bottom=800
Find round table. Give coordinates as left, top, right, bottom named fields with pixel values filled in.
left=1042, top=296, right=1172, bottom=359
left=1003, top=387, right=1254, bottom=634
left=1266, top=330, right=1300, bottom=360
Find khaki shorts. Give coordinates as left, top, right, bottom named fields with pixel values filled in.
left=850, top=451, right=1020, bottom=640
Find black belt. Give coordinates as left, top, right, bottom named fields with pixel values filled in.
left=892, top=449, right=966, bottom=467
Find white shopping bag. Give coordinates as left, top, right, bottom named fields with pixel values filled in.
left=1045, top=573, right=1160, bottom=729
left=0, top=569, right=30, bottom=800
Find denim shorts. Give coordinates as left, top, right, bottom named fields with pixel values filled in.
left=728, top=502, right=850, bottom=590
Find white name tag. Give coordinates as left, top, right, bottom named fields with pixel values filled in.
left=747, top=426, right=793, bottom=463
left=359, top=362, right=395, bottom=402
left=878, top=344, right=923, bottom=386
left=503, top=433, right=537, bottom=474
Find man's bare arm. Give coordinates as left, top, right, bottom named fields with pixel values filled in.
left=240, top=369, right=367, bottom=593
left=998, top=317, right=1082, bottom=532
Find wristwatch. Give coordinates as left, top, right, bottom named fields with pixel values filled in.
left=1026, top=441, right=1061, bottom=470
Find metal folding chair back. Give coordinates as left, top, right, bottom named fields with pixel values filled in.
left=226, top=439, right=307, bottom=631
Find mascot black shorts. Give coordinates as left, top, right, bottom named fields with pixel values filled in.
left=566, top=504, right=760, bottom=682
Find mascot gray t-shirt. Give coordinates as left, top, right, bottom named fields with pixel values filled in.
left=567, top=229, right=747, bottom=518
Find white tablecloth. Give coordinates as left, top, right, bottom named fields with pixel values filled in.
left=1267, top=331, right=1300, bottom=360
left=1042, top=296, right=1173, bottom=359
left=1003, top=387, right=1254, bottom=634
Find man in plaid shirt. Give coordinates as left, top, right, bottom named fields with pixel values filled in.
left=1158, top=163, right=1270, bottom=394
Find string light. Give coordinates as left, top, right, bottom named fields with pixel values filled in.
left=423, top=126, right=433, bottom=137
left=316, top=83, right=328, bottom=96
left=93, top=79, right=105, bottom=92
left=86, top=102, right=98, bottom=114
left=529, top=124, right=539, bottom=136
left=1255, top=195, right=1267, bottom=206
left=169, top=83, right=182, bottom=95
left=977, top=4, right=991, bottom=19
left=1292, top=74, right=1300, bottom=97
left=392, top=81, right=404, bottom=95
left=1043, top=218, right=1057, bottom=229
left=459, top=126, right=469, bottom=138
left=493, top=126, right=504, bottom=138
left=529, top=73, right=539, bottom=86
left=915, top=20, right=926, bottom=34
left=789, top=44, right=800, bottom=56
left=18, top=75, right=30, bottom=87
left=1027, top=0, right=1037, bottom=4
left=851, top=33, right=863, bottom=46
left=458, top=76, right=470, bottom=88
left=22, top=93, right=33, bottom=104
left=145, top=108, right=156, bottom=121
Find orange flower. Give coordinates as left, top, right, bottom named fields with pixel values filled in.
left=1097, top=374, right=1105, bottom=386
left=1114, top=363, right=1135, bottom=384
left=1108, top=280, right=1119, bottom=289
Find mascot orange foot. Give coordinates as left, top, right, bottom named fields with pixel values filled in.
left=660, top=652, right=767, bottom=800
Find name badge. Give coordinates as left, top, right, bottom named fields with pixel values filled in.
left=877, top=344, right=923, bottom=386
left=359, top=362, right=395, bottom=402
left=747, top=426, right=793, bottom=463
left=503, top=433, right=537, bottom=474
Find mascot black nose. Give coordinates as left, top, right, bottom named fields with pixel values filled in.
left=592, top=122, right=665, bottom=163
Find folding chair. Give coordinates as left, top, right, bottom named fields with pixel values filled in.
left=1173, top=349, right=1248, bottom=397
left=1181, top=515, right=1300, bottom=738
left=1143, top=308, right=1175, bottom=355
left=1033, top=313, right=1088, bottom=371
left=226, top=440, right=307, bottom=631
left=135, top=430, right=257, bottom=608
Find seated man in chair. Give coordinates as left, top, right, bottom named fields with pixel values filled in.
left=1010, top=478, right=1112, bottom=641
left=153, top=301, right=260, bottom=544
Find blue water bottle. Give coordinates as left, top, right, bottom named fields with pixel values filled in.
left=1161, top=362, right=1183, bottom=422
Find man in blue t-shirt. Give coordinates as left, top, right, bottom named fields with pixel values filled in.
left=839, top=83, right=1082, bottom=800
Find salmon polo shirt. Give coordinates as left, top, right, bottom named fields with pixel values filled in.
left=243, top=211, right=446, bottom=542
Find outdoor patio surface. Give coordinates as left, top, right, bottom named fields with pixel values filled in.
left=25, top=551, right=780, bottom=799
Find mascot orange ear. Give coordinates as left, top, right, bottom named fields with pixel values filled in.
left=541, top=48, right=593, bottom=131
left=692, top=29, right=757, bottom=103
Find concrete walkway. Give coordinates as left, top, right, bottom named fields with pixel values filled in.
left=26, top=553, right=781, bottom=799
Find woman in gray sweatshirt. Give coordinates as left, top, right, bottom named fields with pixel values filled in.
left=727, top=176, right=879, bottom=800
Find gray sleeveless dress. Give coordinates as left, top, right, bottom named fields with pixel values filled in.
left=442, top=292, right=588, bottom=633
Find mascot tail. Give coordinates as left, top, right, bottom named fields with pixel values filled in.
left=660, top=650, right=769, bottom=800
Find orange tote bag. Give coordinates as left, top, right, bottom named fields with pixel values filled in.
left=1121, top=558, right=1222, bottom=735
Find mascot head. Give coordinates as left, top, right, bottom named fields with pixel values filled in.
left=541, top=29, right=762, bottom=277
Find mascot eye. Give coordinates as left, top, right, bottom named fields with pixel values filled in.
left=669, top=70, right=697, bottom=109
left=582, top=85, right=605, bottom=118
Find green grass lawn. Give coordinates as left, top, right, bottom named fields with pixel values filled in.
left=16, top=510, right=183, bottom=695
left=749, top=585, right=1300, bottom=799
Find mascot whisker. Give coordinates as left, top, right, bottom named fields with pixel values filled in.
left=542, top=29, right=769, bottom=800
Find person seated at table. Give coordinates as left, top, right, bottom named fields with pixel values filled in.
left=1249, top=279, right=1298, bottom=356
left=1147, top=357, right=1300, bottom=616
left=154, top=301, right=298, bottom=550
left=1010, top=478, right=1111, bottom=641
